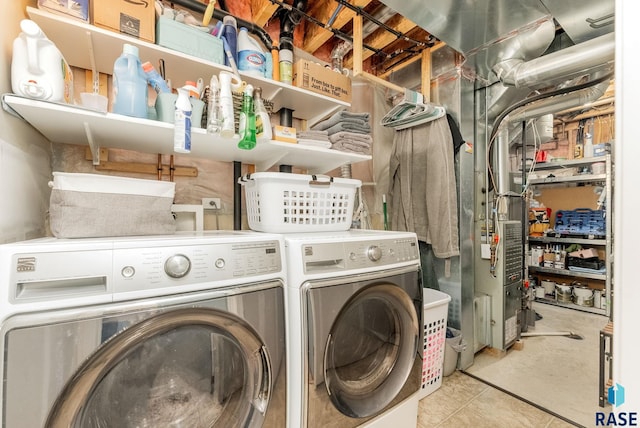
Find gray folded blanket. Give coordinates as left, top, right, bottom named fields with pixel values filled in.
left=298, top=130, right=329, bottom=141
left=312, top=110, right=371, bottom=132
left=331, top=141, right=371, bottom=155
left=323, top=121, right=371, bottom=136
left=329, top=131, right=373, bottom=144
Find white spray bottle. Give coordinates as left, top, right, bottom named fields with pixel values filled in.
left=174, top=83, right=199, bottom=153
left=219, top=71, right=242, bottom=138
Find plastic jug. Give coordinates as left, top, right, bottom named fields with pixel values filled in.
left=237, top=27, right=266, bottom=77
left=11, top=19, right=73, bottom=103
left=112, top=44, right=148, bottom=118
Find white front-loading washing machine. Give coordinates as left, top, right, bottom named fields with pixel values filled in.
left=283, top=230, right=422, bottom=428
left=0, top=231, right=287, bottom=428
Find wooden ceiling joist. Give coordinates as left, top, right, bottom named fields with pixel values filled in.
left=250, top=0, right=279, bottom=28
left=302, top=0, right=373, bottom=55
left=345, top=14, right=418, bottom=68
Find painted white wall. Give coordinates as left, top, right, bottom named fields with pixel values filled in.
left=614, top=0, right=640, bottom=412
left=0, top=0, right=52, bottom=243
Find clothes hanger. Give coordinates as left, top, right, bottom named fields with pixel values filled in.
left=381, top=88, right=446, bottom=129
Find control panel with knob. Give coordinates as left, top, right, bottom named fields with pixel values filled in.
left=164, top=254, right=191, bottom=278
left=367, top=245, right=382, bottom=262
left=112, top=240, right=281, bottom=294
left=302, top=237, right=419, bottom=273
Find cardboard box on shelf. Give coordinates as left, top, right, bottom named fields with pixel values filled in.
left=273, top=126, right=297, bottom=143
left=38, top=0, right=89, bottom=21
left=293, top=59, right=351, bottom=103
left=93, top=0, right=156, bottom=43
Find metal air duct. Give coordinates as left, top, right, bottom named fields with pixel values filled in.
left=493, top=32, right=615, bottom=89
left=508, top=78, right=609, bottom=122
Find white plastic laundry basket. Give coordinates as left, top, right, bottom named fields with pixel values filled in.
left=238, top=172, right=361, bottom=233
left=419, top=288, right=451, bottom=399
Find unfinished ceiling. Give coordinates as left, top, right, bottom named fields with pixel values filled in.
left=198, top=0, right=440, bottom=78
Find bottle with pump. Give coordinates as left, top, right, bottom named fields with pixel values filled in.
left=238, top=84, right=257, bottom=150
left=174, top=83, right=199, bottom=154
left=254, top=87, right=272, bottom=143
left=112, top=44, right=148, bottom=118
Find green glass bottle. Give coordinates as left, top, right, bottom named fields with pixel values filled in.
left=238, top=84, right=257, bottom=150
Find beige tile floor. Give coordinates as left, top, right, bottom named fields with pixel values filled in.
left=418, top=371, right=578, bottom=428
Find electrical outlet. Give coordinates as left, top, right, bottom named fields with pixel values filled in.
left=202, top=197, right=221, bottom=210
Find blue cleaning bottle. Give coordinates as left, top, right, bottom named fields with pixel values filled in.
left=112, top=44, right=148, bottom=118
left=221, top=16, right=238, bottom=67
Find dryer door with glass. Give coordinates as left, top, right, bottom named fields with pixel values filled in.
left=304, top=268, right=421, bottom=427
left=1, top=282, right=285, bottom=428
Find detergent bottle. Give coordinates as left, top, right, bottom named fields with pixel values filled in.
left=11, top=19, right=73, bottom=103
left=237, top=27, right=266, bottom=77
left=112, top=44, right=148, bottom=118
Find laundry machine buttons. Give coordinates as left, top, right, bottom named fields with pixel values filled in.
left=215, top=258, right=225, bottom=269
left=164, top=254, right=191, bottom=278
left=121, top=266, right=135, bottom=278
left=366, top=245, right=382, bottom=262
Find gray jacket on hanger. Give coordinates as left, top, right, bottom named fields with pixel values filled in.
left=388, top=115, right=460, bottom=259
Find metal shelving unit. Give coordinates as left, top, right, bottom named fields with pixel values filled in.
left=527, top=155, right=613, bottom=317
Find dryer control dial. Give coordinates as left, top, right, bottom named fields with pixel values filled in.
left=164, top=254, right=191, bottom=278
left=367, top=245, right=382, bottom=262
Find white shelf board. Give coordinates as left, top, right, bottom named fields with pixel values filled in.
left=4, top=95, right=369, bottom=173
left=26, top=6, right=349, bottom=124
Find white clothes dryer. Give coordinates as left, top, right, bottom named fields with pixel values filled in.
left=0, top=231, right=287, bottom=428
left=283, top=230, right=422, bottom=428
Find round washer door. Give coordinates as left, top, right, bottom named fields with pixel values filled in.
left=323, top=283, right=419, bottom=418
left=46, top=307, right=271, bottom=428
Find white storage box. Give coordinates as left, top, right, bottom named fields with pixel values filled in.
left=238, top=172, right=360, bottom=233
left=419, top=288, right=451, bottom=399
left=49, top=172, right=176, bottom=238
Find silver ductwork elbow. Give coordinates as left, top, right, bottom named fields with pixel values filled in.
left=508, top=78, right=610, bottom=122
left=493, top=32, right=615, bottom=88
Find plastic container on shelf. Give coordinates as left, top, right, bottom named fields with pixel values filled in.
left=238, top=172, right=361, bottom=233
left=141, top=61, right=170, bottom=94
left=174, top=84, right=196, bottom=154
left=419, top=288, right=452, bottom=399
left=11, top=19, right=73, bottom=103
left=220, top=15, right=238, bottom=67
left=237, top=27, right=267, bottom=77
left=254, top=87, right=272, bottom=143
left=112, top=43, right=148, bottom=118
